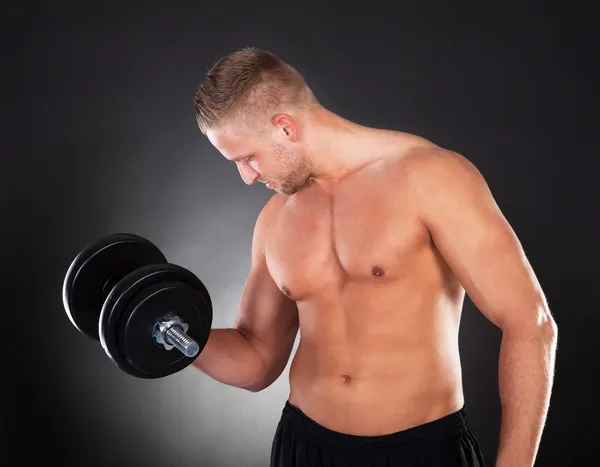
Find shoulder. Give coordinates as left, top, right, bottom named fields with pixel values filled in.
left=261, top=193, right=286, bottom=220
left=373, top=139, right=493, bottom=224
left=253, top=194, right=285, bottom=238
left=250, top=194, right=283, bottom=260
left=392, top=145, right=486, bottom=193
left=379, top=130, right=478, bottom=176
left=391, top=146, right=497, bottom=231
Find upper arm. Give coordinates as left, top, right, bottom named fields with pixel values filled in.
left=409, top=149, right=556, bottom=335
left=234, top=195, right=299, bottom=386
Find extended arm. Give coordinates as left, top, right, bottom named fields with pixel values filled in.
left=411, top=149, right=558, bottom=467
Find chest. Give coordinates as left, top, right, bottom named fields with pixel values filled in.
left=264, top=173, right=429, bottom=300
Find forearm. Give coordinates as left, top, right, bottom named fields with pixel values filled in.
left=495, top=323, right=558, bottom=467
left=192, top=328, right=266, bottom=392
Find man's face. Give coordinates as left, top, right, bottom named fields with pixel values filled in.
left=206, top=122, right=313, bottom=196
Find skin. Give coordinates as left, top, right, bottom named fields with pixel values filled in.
left=202, top=105, right=557, bottom=465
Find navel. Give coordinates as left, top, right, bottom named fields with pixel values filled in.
left=372, top=266, right=385, bottom=277
left=341, top=374, right=353, bottom=384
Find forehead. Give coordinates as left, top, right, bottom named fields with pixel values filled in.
left=206, top=126, right=265, bottom=161
left=206, top=129, right=246, bottom=160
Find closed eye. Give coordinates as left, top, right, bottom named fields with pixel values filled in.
left=234, top=154, right=253, bottom=163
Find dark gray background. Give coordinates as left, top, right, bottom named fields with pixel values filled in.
left=5, top=2, right=597, bottom=466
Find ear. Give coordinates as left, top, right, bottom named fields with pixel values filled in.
left=271, top=114, right=298, bottom=141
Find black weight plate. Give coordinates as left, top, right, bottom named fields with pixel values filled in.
left=99, top=263, right=212, bottom=378
left=120, top=280, right=212, bottom=377
left=62, top=233, right=167, bottom=340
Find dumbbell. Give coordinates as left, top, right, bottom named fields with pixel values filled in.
left=62, top=233, right=213, bottom=378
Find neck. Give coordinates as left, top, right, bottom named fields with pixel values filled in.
left=301, top=108, right=381, bottom=190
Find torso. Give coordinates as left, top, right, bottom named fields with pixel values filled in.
left=265, top=132, right=467, bottom=435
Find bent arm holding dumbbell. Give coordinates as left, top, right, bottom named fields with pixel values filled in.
left=63, top=198, right=295, bottom=381
left=193, top=197, right=300, bottom=392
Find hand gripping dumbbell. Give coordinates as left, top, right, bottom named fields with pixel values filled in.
left=62, top=233, right=213, bottom=378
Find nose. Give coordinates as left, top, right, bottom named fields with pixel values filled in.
left=237, top=162, right=259, bottom=185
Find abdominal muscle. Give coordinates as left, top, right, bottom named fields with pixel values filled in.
left=287, top=282, right=466, bottom=436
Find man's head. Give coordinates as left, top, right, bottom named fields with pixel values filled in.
left=194, top=47, right=320, bottom=196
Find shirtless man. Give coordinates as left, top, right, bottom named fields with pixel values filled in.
left=192, top=48, right=558, bottom=467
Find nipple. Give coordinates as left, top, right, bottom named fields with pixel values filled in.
left=372, top=266, right=385, bottom=277
left=281, top=286, right=292, bottom=297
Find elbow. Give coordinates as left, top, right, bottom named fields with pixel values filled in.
left=538, top=320, right=559, bottom=344
left=242, top=377, right=273, bottom=393
left=244, top=384, right=268, bottom=393
left=238, top=367, right=270, bottom=393
left=539, top=302, right=558, bottom=342
left=502, top=302, right=558, bottom=342
left=238, top=375, right=268, bottom=393
left=242, top=365, right=283, bottom=393
left=237, top=362, right=271, bottom=393
left=545, top=316, right=558, bottom=345
left=242, top=385, right=262, bottom=393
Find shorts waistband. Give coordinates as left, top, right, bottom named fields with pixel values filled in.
left=280, top=400, right=470, bottom=449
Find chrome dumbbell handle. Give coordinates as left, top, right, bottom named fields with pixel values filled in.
left=164, top=325, right=200, bottom=357
left=153, top=314, right=200, bottom=358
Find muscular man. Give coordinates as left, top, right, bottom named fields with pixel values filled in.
left=192, top=48, right=558, bottom=466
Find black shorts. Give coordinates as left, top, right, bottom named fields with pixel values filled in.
left=270, top=400, right=486, bottom=466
